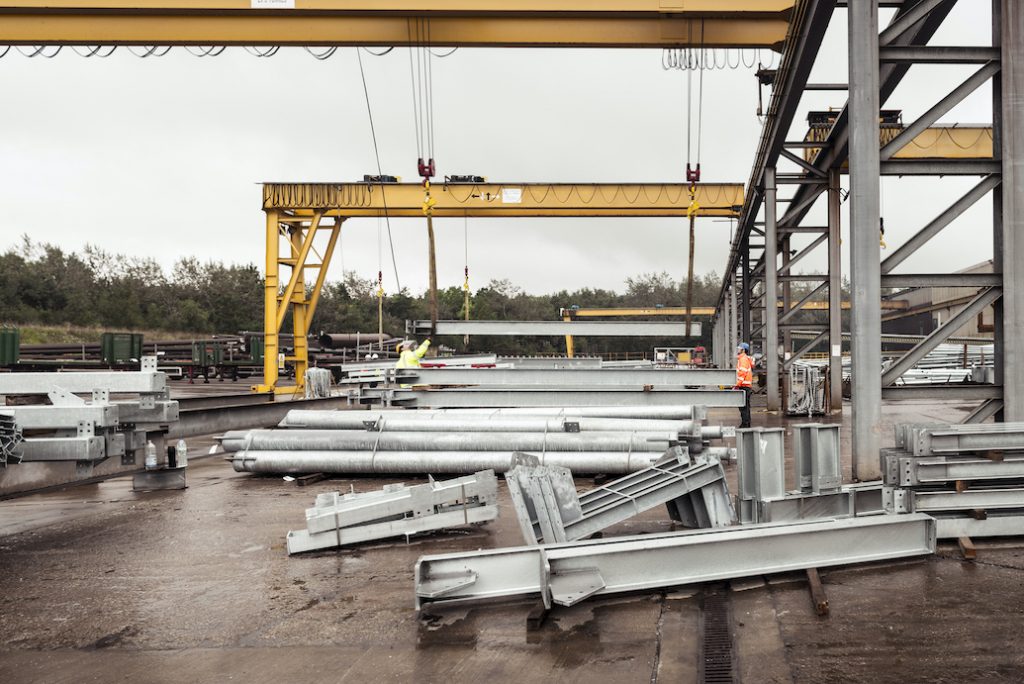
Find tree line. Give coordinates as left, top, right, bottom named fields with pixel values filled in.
left=0, top=238, right=792, bottom=355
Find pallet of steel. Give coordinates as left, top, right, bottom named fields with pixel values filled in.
left=286, top=470, right=498, bottom=554
left=505, top=447, right=734, bottom=546
left=414, top=514, right=937, bottom=610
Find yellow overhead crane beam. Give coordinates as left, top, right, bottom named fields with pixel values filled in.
left=258, top=181, right=745, bottom=394
left=264, top=182, right=745, bottom=219
left=0, top=1, right=793, bottom=48
left=803, top=125, right=994, bottom=164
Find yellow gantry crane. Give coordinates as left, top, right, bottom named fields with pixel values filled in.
left=258, top=181, right=745, bottom=394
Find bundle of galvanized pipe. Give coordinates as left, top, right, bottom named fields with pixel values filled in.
left=227, top=406, right=733, bottom=475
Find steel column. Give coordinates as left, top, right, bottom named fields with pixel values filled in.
left=992, top=0, right=1005, bottom=416
left=261, top=209, right=280, bottom=393
left=848, top=0, right=882, bottom=479
left=765, top=167, right=780, bottom=411
left=741, top=246, right=752, bottom=344
left=828, top=169, right=843, bottom=412
left=1000, top=0, right=1024, bottom=420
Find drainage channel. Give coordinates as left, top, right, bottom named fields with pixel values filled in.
left=700, top=587, right=735, bottom=684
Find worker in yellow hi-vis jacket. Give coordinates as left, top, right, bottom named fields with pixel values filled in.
left=396, top=339, right=431, bottom=369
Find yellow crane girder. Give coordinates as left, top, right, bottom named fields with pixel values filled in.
left=264, top=182, right=745, bottom=219
left=0, top=1, right=793, bottom=48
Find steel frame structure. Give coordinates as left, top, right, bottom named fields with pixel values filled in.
left=260, top=182, right=741, bottom=394
left=711, top=0, right=1018, bottom=482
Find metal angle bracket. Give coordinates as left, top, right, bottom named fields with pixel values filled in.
left=548, top=567, right=606, bottom=607
left=416, top=570, right=479, bottom=600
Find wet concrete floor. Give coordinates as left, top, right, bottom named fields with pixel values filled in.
left=1, top=400, right=1023, bottom=683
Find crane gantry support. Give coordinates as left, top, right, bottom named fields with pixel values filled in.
left=258, top=181, right=744, bottom=394
left=0, top=1, right=794, bottom=48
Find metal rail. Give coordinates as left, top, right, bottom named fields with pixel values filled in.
left=361, top=367, right=735, bottom=387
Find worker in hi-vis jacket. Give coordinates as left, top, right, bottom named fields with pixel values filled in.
left=396, top=339, right=431, bottom=369
left=734, top=342, right=754, bottom=428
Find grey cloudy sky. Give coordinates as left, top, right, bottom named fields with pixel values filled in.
left=0, top=2, right=994, bottom=297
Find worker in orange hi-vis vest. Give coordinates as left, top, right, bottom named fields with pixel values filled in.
left=734, top=342, right=755, bottom=428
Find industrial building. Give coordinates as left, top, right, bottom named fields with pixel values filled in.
left=1, top=2, right=1023, bottom=683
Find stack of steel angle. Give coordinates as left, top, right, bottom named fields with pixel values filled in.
left=286, top=469, right=499, bottom=554
left=505, top=447, right=734, bottom=545
left=883, top=422, right=1024, bottom=538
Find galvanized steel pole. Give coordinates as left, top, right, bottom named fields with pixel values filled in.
left=764, top=167, right=780, bottom=412
left=828, top=169, right=844, bottom=413
left=1000, top=0, right=1024, bottom=420
left=848, top=0, right=883, bottom=479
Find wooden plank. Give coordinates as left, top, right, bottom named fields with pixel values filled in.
left=296, top=472, right=326, bottom=487
left=527, top=600, right=550, bottom=631
left=805, top=568, right=829, bottom=617
left=958, top=536, right=977, bottom=560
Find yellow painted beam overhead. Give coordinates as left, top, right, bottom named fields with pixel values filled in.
left=0, top=1, right=793, bottom=48
left=264, top=182, right=746, bottom=218
left=804, top=126, right=993, bottom=163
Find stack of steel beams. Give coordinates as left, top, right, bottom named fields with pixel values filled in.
left=505, top=447, right=734, bottom=545
left=0, top=358, right=179, bottom=470
left=883, top=422, right=1024, bottom=538
left=286, top=470, right=499, bottom=554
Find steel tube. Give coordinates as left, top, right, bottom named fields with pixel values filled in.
left=232, top=450, right=731, bottom=475
left=374, top=388, right=742, bottom=409
left=222, top=429, right=673, bottom=453
left=280, top=410, right=707, bottom=435
left=765, top=167, right=780, bottom=411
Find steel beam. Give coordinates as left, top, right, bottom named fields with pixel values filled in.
left=0, top=371, right=166, bottom=395
left=827, top=169, right=843, bottom=411
left=932, top=512, right=1024, bottom=539
left=267, top=183, right=744, bottom=218
left=905, top=487, right=1024, bottom=513
left=848, top=0, right=883, bottom=481
left=381, top=367, right=735, bottom=387
left=878, top=46, right=1000, bottom=64
left=414, top=514, right=937, bottom=610
left=880, top=160, right=1000, bottom=175
left=17, top=436, right=107, bottom=462
left=362, top=387, right=744, bottom=409
left=4, top=404, right=118, bottom=429
left=897, top=455, right=1024, bottom=486
left=0, top=2, right=794, bottom=48
left=765, top=167, right=780, bottom=411
left=880, top=273, right=1002, bottom=288
left=409, top=320, right=700, bottom=337
left=1000, top=0, right=1024, bottom=420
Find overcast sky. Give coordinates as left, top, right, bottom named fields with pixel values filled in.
left=0, top=3, right=994, bottom=297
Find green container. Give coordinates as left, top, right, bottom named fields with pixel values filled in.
left=0, top=328, right=20, bottom=366
left=246, top=335, right=264, bottom=364
left=101, top=332, right=144, bottom=365
left=192, top=341, right=224, bottom=367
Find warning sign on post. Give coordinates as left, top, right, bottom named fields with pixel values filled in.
left=501, top=188, right=522, bottom=204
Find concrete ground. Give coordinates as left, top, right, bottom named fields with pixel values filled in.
left=1, top=399, right=1023, bottom=683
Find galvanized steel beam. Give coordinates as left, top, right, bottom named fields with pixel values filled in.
left=362, top=387, right=744, bottom=409
left=414, top=514, right=937, bottom=609
left=372, top=367, right=735, bottom=387
left=408, top=320, right=701, bottom=337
